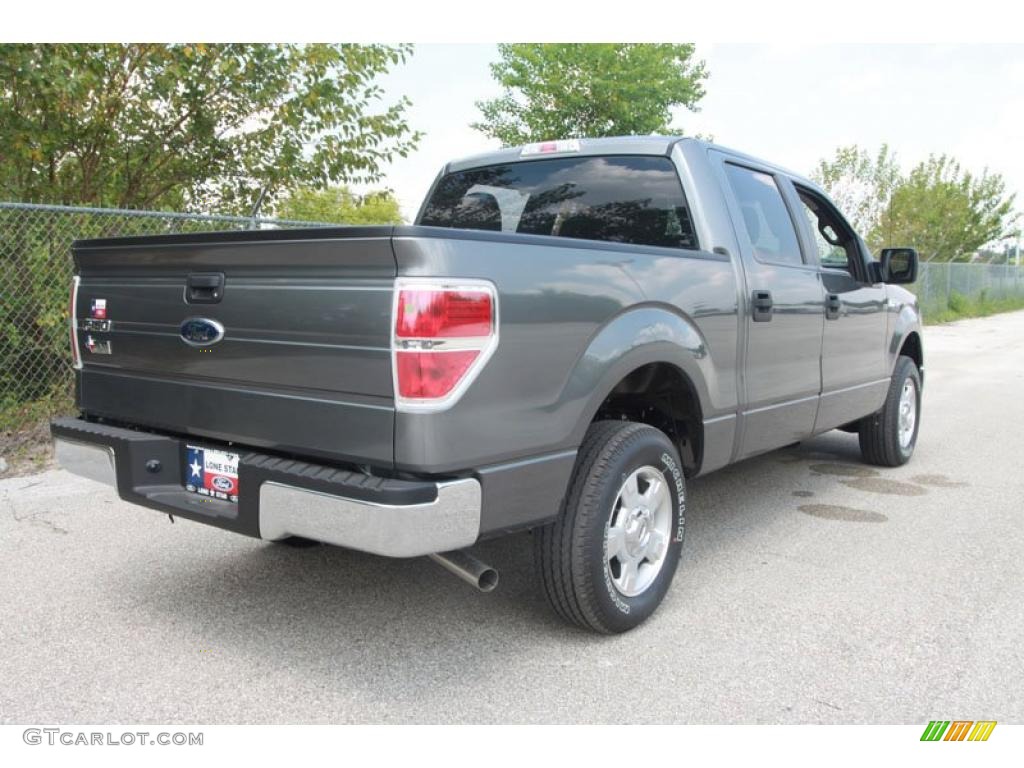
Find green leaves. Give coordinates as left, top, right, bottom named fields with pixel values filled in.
left=472, top=44, right=707, bottom=147
left=814, top=144, right=1019, bottom=261
left=0, top=44, right=421, bottom=213
left=880, top=156, right=1018, bottom=262
left=813, top=144, right=901, bottom=242
left=275, top=186, right=404, bottom=224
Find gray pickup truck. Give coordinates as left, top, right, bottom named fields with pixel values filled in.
left=52, top=136, right=923, bottom=633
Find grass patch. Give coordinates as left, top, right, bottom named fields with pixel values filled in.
left=1, top=391, right=73, bottom=476
left=0, top=391, right=73, bottom=434
left=923, top=290, right=1024, bottom=325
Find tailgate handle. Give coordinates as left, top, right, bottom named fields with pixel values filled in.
left=186, top=272, right=225, bottom=304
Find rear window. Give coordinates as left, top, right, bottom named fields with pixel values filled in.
left=419, top=155, right=698, bottom=250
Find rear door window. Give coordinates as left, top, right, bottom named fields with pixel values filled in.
left=419, top=155, right=699, bottom=250
left=723, top=163, right=804, bottom=266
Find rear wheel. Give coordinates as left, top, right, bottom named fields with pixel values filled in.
left=859, top=355, right=921, bottom=467
left=535, top=421, right=686, bottom=634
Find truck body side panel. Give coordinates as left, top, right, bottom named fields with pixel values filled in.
left=392, top=229, right=739, bottom=476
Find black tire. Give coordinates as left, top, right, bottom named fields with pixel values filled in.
left=535, top=420, right=686, bottom=634
left=858, top=355, right=922, bottom=467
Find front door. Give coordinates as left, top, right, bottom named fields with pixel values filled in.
left=793, top=185, right=889, bottom=432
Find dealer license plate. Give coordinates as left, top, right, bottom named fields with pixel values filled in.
left=184, top=444, right=240, bottom=503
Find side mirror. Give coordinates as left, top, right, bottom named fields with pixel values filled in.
left=878, top=247, right=919, bottom=284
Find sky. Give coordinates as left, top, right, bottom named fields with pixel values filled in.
left=357, top=44, right=1024, bottom=223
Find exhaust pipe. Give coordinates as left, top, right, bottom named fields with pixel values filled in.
left=429, top=550, right=499, bottom=593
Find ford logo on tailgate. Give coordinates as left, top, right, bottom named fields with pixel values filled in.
left=180, top=318, right=224, bottom=346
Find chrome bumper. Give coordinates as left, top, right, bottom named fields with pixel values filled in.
left=258, top=478, right=481, bottom=557
left=54, top=437, right=117, bottom=487
left=54, top=432, right=482, bottom=558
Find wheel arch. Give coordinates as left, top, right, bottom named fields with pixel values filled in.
left=899, top=330, right=924, bottom=374
left=889, top=303, right=924, bottom=384
left=566, top=305, right=714, bottom=476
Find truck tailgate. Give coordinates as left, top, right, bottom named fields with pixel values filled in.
left=72, top=227, right=397, bottom=467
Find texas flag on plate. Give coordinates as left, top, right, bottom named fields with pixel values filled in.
left=185, top=445, right=240, bottom=502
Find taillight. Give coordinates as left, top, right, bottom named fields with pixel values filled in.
left=395, top=350, right=479, bottom=399
left=396, top=290, right=492, bottom=338
left=69, top=276, right=82, bottom=370
left=392, top=280, right=497, bottom=410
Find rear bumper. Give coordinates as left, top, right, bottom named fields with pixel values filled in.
left=51, top=416, right=480, bottom=557
left=257, top=479, right=480, bottom=557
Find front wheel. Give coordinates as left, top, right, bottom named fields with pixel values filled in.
left=535, top=421, right=686, bottom=634
left=858, top=355, right=922, bottom=467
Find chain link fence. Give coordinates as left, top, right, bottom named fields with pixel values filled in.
left=0, top=201, right=333, bottom=471
left=2, top=200, right=1024, bottom=472
left=914, top=260, right=1024, bottom=317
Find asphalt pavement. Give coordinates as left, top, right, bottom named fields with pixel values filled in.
left=2, top=311, right=1022, bottom=724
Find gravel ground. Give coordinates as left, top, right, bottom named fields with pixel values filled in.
left=1, top=311, right=1022, bottom=724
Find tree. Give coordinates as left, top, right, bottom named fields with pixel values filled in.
left=813, top=144, right=901, bottom=245
left=473, top=44, right=707, bottom=147
left=0, top=44, right=420, bottom=213
left=878, top=155, right=1018, bottom=262
left=276, top=186, right=404, bottom=224
left=814, top=145, right=1019, bottom=260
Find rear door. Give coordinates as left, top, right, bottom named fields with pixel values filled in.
left=713, top=153, right=825, bottom=459
left=73, top=228, right=397, bottom=466
left=791, top=185, right=889, bottom=432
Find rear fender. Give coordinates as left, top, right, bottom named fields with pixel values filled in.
left=566, top=305, right=713, bottom=446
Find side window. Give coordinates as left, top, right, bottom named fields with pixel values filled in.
left=796, top=188, right=860, bottom=277
left=724, top=163, right=803, bottom=266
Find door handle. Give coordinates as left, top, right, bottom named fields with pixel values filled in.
left=186, top=272, right=225, bottom=304
left=825, top=293, right=841, bottom=320
left=752, top=290, right=773, bottom=322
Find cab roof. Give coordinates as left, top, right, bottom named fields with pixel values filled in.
left=443, top=135, right=812, bottom=188
left=445, top=135, right=685, bottom=172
